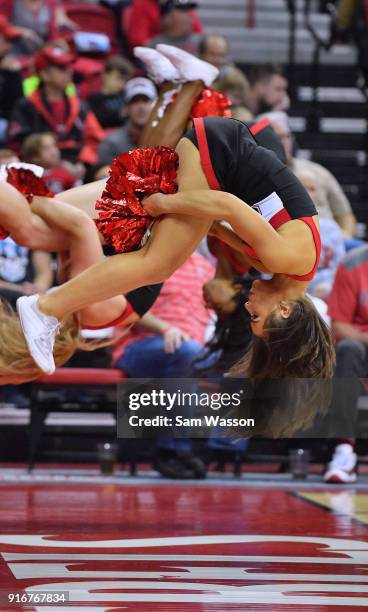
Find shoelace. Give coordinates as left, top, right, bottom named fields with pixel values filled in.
left=38, top=322, right=61, bottom=348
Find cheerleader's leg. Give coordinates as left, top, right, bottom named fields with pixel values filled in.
left=139, top=81, right=203, bottom=148
left=30, top=196, right=127, bottom=327
left=0, top=181, right=66, bottom=250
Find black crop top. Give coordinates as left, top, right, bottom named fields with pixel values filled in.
left=184, top=117, right=317, bottom=220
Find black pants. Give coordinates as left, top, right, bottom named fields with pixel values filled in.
left=327, top=339, right=368, bottom=439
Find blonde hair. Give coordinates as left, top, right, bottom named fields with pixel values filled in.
left=0, top=300, right=112, bottom=386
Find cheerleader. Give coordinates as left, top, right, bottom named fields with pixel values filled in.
left=7, top=46, right=334, bottom=379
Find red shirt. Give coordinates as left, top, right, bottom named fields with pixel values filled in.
left=43, top=167, right=77, bottom=194
left=124, top=0, right=203, bottom=49
left=112, top=253, right=214, bottom=364
left=328, top=246, right=368, bottom=335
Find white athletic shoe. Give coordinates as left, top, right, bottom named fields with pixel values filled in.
left=0, top=162, right=44, bottom=181
left=156, top=44, right=219, bottom=87
left=16, top=294, right=60, bottom=375
left=133, top=46, right=180, bottom=84
left=324, top=443, right=357, bottom=484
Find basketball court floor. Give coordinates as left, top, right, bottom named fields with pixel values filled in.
left=0, top=468, right=368, bottom=611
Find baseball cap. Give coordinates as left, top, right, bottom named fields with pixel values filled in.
left=34, top=47, right=75, bottom=73
left=160, top=0, right=198, bottom=15
left=125, top=77, right=157, bottom=103
left=0, top=16, right=21, bottom=41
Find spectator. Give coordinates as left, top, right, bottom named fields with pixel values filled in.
left=0, top=238, right=52, bottom=304
left=21, top=133, right=78, bottom=193
left=97, top=77, right=157, bottom=166
left=245, top=63, right=289, bottom=115
left=261, top=111, right=357, bottom=238
left=125, top=0, right=202, bottom=50
left=88, top=56, right=134, bottom=130
left=213, top=65, right=252, bottom=120
left=9, top=46, right=104, bottom=165
left=198, top=33, right=229, bottom=73
left=0, top=17, right=23, bottom=144
left=8, top=0, right=77, bottom=56
left=323, top=245, right=368, bottom=483
left=295, top=168, right=346, bottom=299
left=147, top=0, right=201, bottom=55
left=113, top=252, right=214, bottom=478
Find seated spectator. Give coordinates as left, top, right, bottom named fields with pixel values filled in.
left=261, top=111, right=357, bottom=238
left=113, top=252, right=214, bottom=479
left=9, top=46, right=104, bottom=165
left=21, top=133, right=79, bottom=193
left=147, top=0, right=201, bottom=55
left=125, top=0, right=202, bottom=50
left=88, top=56, right=134, bottom=130
left=0, top=234, right=53, bottom=407
left=244, top=64, right=289, bottom=115
left=323, top=245, right=368, bottom=483
left=8, top=0, right=77, bottom=56
left=295, top=168, right=346, bottom=298
left=0, top=17, right=23, bottom=144
left=213, top=65, right=252, bottom=120
left=198, top=33, right=229, bottom=73
left=97, top=77, right=157, bottom=166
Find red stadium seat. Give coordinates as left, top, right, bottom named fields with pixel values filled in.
left=62, top=3, right=119, bottom=53
left=37, top=367, right=126, bottom=385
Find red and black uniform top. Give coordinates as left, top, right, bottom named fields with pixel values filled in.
left=184, top=116, right=321, bottom=281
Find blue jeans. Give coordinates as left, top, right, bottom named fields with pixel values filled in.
left=117, top=336, right=202, bottom=451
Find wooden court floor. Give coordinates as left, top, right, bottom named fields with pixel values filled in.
left=0, top=476, right=368, bottom=611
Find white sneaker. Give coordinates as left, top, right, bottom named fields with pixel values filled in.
left=133, top=47, right=180, bottom=84
left=16, top=294, right=60, bottom=375
left=156, top=44, right=219, bottom=87
left=324, top=443, right=357, bottom=484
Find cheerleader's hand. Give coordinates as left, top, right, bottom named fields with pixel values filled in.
left=143, top=193, right=170, bottom=217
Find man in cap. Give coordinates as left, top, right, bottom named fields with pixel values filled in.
left=97, top=77, right=157, bottom=166
left=147, top=0, right=202, bottom=55
left=0, top=16, right=24, bottom=142
left=8, top=46, right=103, bottom=165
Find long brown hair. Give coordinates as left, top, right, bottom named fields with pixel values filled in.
left=0, top=300, right=112, bottom=386
left=228, top=296, right=335, bottom=437
left=231, top=295, right=335, bottom=379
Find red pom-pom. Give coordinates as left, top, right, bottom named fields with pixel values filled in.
left=95, top=146, right=178, bottom=253
left=0, top=167, right=54, bottom=242
left=191, top=87, right=232, bottom=119
left=6, top=167, right=54, bottom=202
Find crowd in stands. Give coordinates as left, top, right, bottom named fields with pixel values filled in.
left=0, top=0, right=365, bottom=482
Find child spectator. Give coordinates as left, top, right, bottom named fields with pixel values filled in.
left=21, top=133, right=79, bottom=193
left=88, top=56, right=134, bottom=130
